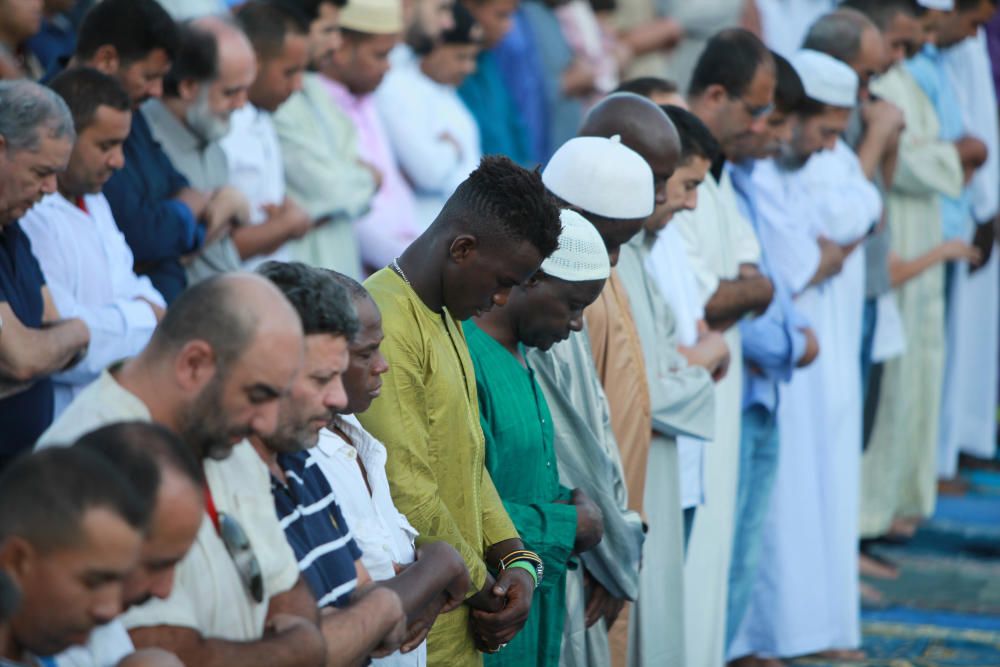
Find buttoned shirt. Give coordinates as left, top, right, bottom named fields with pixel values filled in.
left=21, top=193, right=163, bottom=416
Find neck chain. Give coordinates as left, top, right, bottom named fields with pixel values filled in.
left=390, top=258, right=412, bottom=287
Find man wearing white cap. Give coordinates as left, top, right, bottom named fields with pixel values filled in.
left=526, top=93, right=679, bottom=667
left=464, top=209, right=609, bottom=667
left=729, top=49, right=881, bottom=664
left=320, top=0, right=423, bottom=273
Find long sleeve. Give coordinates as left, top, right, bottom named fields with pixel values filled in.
left=102, top=115, right=202, bottom=265
left=809, top=141, right=883, bottom=244
left=376, top=69, right=467, bottom=194
left=738, top=284, right=808, bottom=383
left=273, top=77, right=376, bottom=223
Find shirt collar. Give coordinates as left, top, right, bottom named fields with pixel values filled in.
left=320, top=75, right=370, bottom=112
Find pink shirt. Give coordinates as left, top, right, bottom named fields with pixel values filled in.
left=322, top=76, right=420, bottom=272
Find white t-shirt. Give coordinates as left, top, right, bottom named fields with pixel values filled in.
left=51, top=621, right=133, bottom=667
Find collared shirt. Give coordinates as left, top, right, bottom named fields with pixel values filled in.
left=321, top=77, right=421, bottom=272
left=103, top=111, right=203, bottom=304
left=0, top=221, right=52, bottom=459
left=48, top=620, right=134, bottom=667
left=583, top=270, right=653, bottom=514
left=728, top=160, right=810, bottom=413
left=376, top=47, right=481, bottom=228
left=142, top=98, right=242, bottom=284
left=37, top=368, right=151, bottom=448
left=313, top=417, right=425, bottom=667
left=272, top=449, right=363, bottom=609
left=21, top=193, right=163, bottom=416
left=219, top=104, right=290, bottom=269
left=358, top=268, right=518, bottom=666
left=464, top=320, right=576, bottom=667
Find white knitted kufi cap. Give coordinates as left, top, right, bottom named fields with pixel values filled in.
left=917, top=0, right=953, bottom=9
left=790, top=49, right=859, bottom=108
left=540, top=209, right=611, bottom=282
left=542, top=135, right=655, bottom=220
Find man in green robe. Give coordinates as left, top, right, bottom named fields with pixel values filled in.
left=358, top=156, right=563, bottom=666
left=466, top=210, right=611, bottom=667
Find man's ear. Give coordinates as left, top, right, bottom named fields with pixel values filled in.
left=178, top=79, right=201, bottom=104
left=0, top=537, right=35, bottom=587
left=174, top=340, right=217, bottom=393
left=91, top=45, right=121, bottom=75
left=448, top=234, right=479, bottom=264
left=704, top=83, right=729, bottom=107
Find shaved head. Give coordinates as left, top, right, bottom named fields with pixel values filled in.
left=579, top=92, right=681, bottom=207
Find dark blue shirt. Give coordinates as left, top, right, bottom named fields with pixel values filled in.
left=103, top=111, right=204, bottom=303
left=272, top=450, right=363, bottom=608
left=26, top=14, right=76, bottom=81
left=0, top=222, right=53, bottom=463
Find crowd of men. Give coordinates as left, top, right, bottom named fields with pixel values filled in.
left=0, top=0, right=998, bottom=665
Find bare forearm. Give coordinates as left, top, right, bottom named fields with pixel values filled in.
left=0, top=318, right=89, bottom=382
left=231, top=220, right=294, bottom=260
left=174, top=187, right=210, bottom=219
left=889, top=248, right=945, bottom=287
left=130, top=626, right=324, bottom=667
left=856, top=131, right=890, bottom=181
left=322, top=589, right=404, bottom=666
left=704, top=277, right=773, bottom=330
left=619, top=19, right=680, bottom=56
left=378, top=549, right=463, bottom=620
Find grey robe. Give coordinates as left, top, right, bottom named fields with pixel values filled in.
left=527, top=333, right=645, bottom=667
left=617, top=233, right=715, bottom=667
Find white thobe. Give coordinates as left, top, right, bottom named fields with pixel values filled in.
left=732, top=141, right=880, bottom=658
left=312, top=417, right=426, bottom=667
left=939, top=30, right=1000, bottom=471
left=20, top=193, right=163, bottom=416
left=647, top=225, right=709, bottom=510
left=376, top=48, right=482, bottom=229
left=652, top=167, right=759, bottom=667
left=220, top=104, right=291, bottom=270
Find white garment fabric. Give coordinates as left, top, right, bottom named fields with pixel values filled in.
left=655, top=168, right=758, bottom=667
left=757, top=0, right=837, bottom=57
left=220, top=104, right=291, bottom=270
left=20, top=193, right=163, bottom=416
left=51, top=621, right=134, bottom=667
left=376, top=47, right=481, bottom=229
left=312, top=416, right=424, bottom=667
left=37, top=369, right=152, bottom=448
left=732, top=142, right=879, bottom=658
left=647, top=224, right=707, bottom=509
left=938, top=30, right=1000, bottom=469
left=156, top=0, right=229, bottom=19
left=122, top=441, right=301, bottom=639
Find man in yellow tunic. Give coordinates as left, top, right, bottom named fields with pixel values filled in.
left=358, top=156, right=563, bottom=666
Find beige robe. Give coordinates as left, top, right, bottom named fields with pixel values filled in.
left=860, top=65, right=964, bottom=537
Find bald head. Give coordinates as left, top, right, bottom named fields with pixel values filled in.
left=805, top=9, right=884, bottom=98
left=149, top=273, right=301, bottom=367
left=164, top=16, right=256, bottom=140
left=579, top=92, right=681, bottom=205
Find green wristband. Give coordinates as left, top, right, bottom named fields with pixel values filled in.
left=506, top=560, right=538, bottom=587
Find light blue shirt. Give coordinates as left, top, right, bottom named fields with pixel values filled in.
left=729, top=160, right=810, bottom=413
left=907, top=44, right=974, bottom=240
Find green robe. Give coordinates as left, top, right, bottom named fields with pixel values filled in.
left=464, top=321, right=578, bottom=667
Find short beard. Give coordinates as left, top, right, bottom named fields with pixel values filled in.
left=185, top=87, right=231, bottom=143
left=177, top=374, right=245, bottom=461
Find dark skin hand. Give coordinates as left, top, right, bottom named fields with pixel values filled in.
left=469, top=538, right=537, bottom=650
left=583, top=569, right=625, bottom=629
left=970, top=218, right=996, bottom=274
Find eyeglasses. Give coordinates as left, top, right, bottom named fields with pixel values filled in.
left=218, top=511, right=264, bottom=603
left=731, top=94, right=775, bottom=120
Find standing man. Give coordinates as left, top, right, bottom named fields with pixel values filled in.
left=0, top=80, right=89, bottom=464
left=359, top=156, right=561, bottom=665
left=22, top=68, right=165, bottom=417
left=222, top=0, right=314, bottom=270
left=648, top=29, right=775, bottom=667
left=142, top=16, right=256, bottom=284
left=466, top=209, right=608, bottom=667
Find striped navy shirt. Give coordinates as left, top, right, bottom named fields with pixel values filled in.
left=272, top=450, right=362, bottom=608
